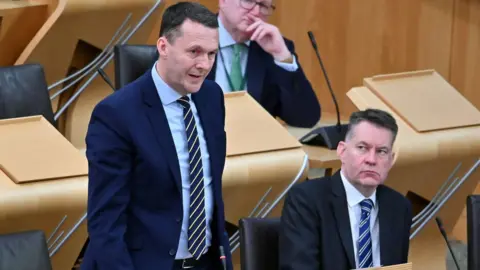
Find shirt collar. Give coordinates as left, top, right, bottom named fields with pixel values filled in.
left=218, top=16, right=250, bottom=49
left=151, top=61, right=190, bottom=105
left=340, top=170, right=377, bottom=208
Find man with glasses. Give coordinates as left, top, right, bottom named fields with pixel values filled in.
left=208, top=0, right=321, bottom=128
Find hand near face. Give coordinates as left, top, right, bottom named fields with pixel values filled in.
left=245, top=14, right=292, bottom=62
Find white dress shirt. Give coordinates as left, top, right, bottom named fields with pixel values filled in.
left=151, top=63, right=213, bottom=259
left=340, top=171, right=381, bottom=268
left=215, top=17, right=299, bottom=93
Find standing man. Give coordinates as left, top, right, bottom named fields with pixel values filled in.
left=81, top=2, right=232, bottom=270
left=210, top=0, right=321, bottom=128
left=279, top=109, right=412, bottom=269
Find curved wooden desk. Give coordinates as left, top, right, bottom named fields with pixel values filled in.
left=222, top=92, right=309, bottom=223
left=0, top=116, right=88, bottom=270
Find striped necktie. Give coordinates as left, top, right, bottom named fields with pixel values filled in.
left=177, top=96, right=207, bottom=260
left=358, top=199, right=374, bottom=268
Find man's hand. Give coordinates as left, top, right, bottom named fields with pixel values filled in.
left=245, top=14, right=292, bottom=63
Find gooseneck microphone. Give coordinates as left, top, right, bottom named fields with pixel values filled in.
left=307, top=31, right=341, bottom=131
left=435, top=217, right=461, bottom=270
left=299, top=31, right=348, bottom=149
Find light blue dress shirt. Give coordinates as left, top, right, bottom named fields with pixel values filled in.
left=151, top=63, right=213, bottom=259
left=215, top=17, right=299, bottom=93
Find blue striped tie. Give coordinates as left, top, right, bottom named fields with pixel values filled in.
left=177, top=96, right=207, bottom=260
left=358, top=199, right=374, bottom=268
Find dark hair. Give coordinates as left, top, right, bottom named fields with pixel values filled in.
left=159, top=2, right=218, bottom=43
left=346, top=108, right=398, bottom=144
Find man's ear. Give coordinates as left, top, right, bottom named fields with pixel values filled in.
left=156, top=37, right=168, bottom=59
left=336, top=141, right=346, bottom=158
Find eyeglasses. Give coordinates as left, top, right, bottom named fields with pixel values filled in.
left=239, top=0, right=276, bottom=15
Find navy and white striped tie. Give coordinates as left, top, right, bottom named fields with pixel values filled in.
left=358, top=199, right=374, bottom=268
left=177, top=96, right=207, bottom=260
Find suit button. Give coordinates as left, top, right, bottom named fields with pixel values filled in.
left=169, top=249, right=175, bottom=256
left=176, top=217, right=181, bottom=223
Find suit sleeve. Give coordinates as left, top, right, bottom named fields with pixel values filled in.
left=272, top=39, right=321, bottom=128
left=213, top=83, right=234, bottom=270
left=279, top=186, right=321, bottom=270
left=403, top=198, right=413, bottom=263
left=85, top=101, right=134, bottom=269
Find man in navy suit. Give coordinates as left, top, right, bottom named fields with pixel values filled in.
left=279, top=109, right=412, bottom=269
left=207, top=0, right=321, bottom=128
left=81, top=2, right=232, bottom=270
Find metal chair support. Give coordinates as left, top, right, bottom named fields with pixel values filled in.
left=229, top=154, right=309, bottom=253
left=410, top=159, right=480, bottom=240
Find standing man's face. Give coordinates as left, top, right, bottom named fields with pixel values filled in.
left=157, top=19, right=219, bottom=96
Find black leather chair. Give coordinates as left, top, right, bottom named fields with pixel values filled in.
left=0, top=64, right=55, bottom=127
left=0, top=230, right=52, bottom=270
left=114, top=44, right=158, bottom=90
left=467, top=195, right=480, bottom=270
left=239, top=217, right=281, bottom=270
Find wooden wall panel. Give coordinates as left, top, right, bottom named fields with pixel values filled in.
left=450, top=0, right=480, bottom=110
left=271, top=0, right=455, bottom=118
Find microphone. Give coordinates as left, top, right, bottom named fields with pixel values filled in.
left=219, top=246, right=227, bottom=270
left=299, top=31, right=348, bottom=150
left=435, top=217, right=461, bottom=270
left=97, top=68, right=116, bottom=91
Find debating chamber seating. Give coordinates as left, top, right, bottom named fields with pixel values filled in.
left=1, top=0, right=480, bottom=269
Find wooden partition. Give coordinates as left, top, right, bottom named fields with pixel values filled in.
left=0, top=0, right=54, bottom=66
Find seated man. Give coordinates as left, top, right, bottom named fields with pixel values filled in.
left=210, top=0, right=321, bottom=128
left=279, top=109, right=412, bottom=270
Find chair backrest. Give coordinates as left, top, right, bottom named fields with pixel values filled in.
left=0, top=230, right=52, bottom=270
left=0, top=64, right=55, bottom=126
left=114, top=44, right=158, bottom=90
left=467, top=194, right=480, bottom=270
left=239, top=217, right=280, bottom=270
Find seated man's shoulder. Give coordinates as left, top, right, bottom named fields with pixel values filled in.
left=289, top=176, right=331, bottom=198
left=379, top=185, right=411, bottom=207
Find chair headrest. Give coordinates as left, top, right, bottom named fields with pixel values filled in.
left=114, top=44, right=158, bottom=90
left=0, top=230, right=52, bottom=270
left=0, top=64, right=55, bottom=126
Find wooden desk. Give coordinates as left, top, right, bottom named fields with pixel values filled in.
left=285, top=119, right=341, bottom=176
left=302, top=145, right=341, bottom=176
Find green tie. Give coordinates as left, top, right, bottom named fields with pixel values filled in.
left=230, top=43, right=244, bottom=91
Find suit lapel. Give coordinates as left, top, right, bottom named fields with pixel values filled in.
left=330, top=172, right=356, bottom=269
left=141, top=72, right=182, bottom=193
left=378, top=186, right=396, bottom=266
left=246, top=42, right=267, bottom=100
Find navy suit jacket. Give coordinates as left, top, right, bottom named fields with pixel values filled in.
left=279, top=171, right=412, bottom=270
left=81, top=70, right=233, bottom=270
left=207, top=38, right=321, bottom=128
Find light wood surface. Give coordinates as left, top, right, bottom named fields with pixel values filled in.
left=0, top=0, right=50, bottom=66
left=347, top=70, right=480, bottom=270
left=225, top=92, right=301, bottom=156
left=356, top=262, right=412, bottom=270
left=0, top=116, right=87, bottom=183
left=0, top=118, right=88, bottom=270
left=364, top=69, right=480, bottom=132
